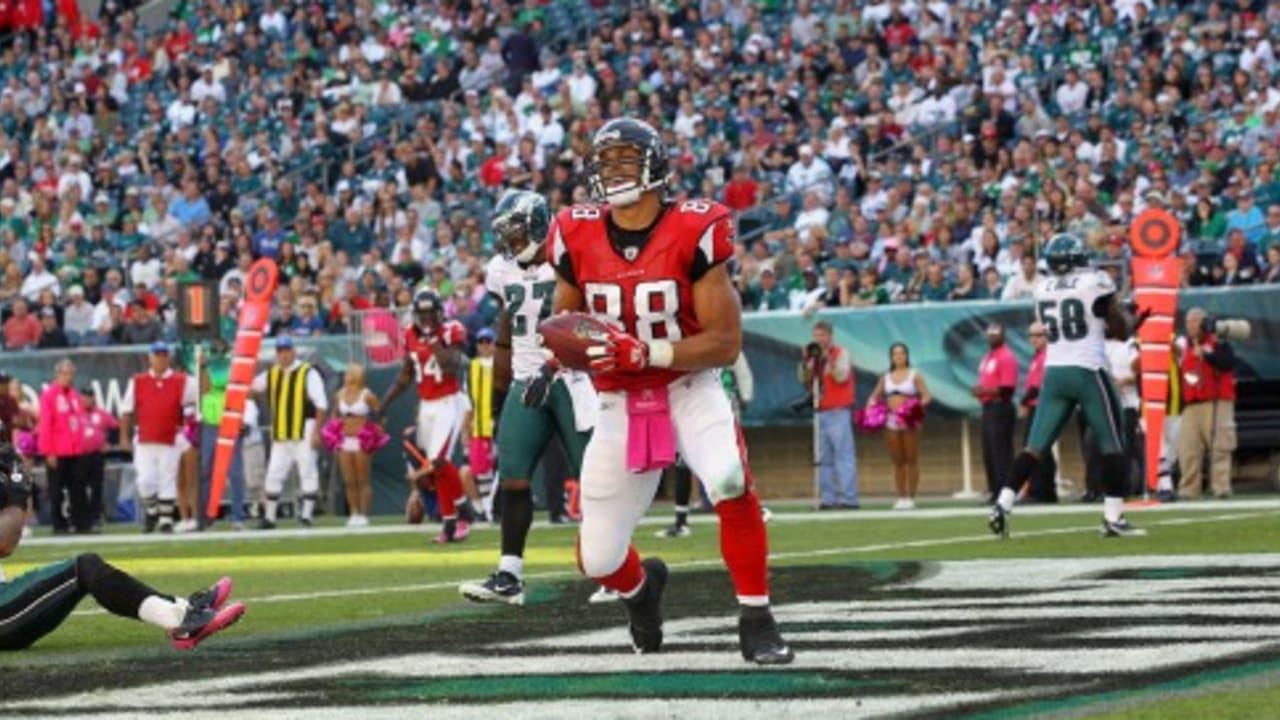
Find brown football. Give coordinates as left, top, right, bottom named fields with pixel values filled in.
left=539, top=312, right=614, bottom=371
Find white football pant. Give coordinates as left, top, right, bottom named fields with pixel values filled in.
left=578, top=370, right=745, bottom=578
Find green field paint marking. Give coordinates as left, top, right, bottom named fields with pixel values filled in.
left=356, top=671, right=884, bottom=701
left=962, top=657, right=1280, bottom=720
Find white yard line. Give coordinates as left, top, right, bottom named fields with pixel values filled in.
left=22, top=498, right=1280, bottom=549
left=60, top=509, right=1277, bottom=618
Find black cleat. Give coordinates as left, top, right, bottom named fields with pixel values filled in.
left=739, top=605, right=795, bottom=665
left=188, top=577, right=234, bottom=612
left=988, top=504, right=1009, bottom=538
left=622, top=558, right=668, bottom=654
left=1101, top=516, right=1148, bottom=537
left=299, top=517, right=313, bottom=528
left=257, top=518, right=276, bottom=530
left=654, top=523, right=691, bottom=539
left=459, top=571, right=525, bottom=606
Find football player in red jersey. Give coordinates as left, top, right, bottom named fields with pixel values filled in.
left=546, top=117, right=793, bottom=664
left=381, top=289, right=475, bottom=543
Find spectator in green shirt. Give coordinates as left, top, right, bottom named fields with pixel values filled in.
left=1187, top=197, right=1226, bottom=243
left=743, top=265, right=790, bottom=312
left=850, top=266, right=890, bottom=306
left=918, top=262, right=955, bottom=303
left=1260, top=204, right=1280, bottom=255
left=949, top=263, right=982, bottom=301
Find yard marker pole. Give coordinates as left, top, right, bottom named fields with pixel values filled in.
left=1129, top=209, right=1181, bottom=501
left=952, top=417, right=983, bottom=500
left=207, top=259, right=278, bottom=517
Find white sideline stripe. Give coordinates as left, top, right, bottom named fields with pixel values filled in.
left=63, top=511, right=1274, bottom=618
left=24, top=498, right=1280, bottom=548
left=16, top=694, right=1031, bottom=719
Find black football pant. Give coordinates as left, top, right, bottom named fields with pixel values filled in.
left=0, top=554, right=166, bottom=650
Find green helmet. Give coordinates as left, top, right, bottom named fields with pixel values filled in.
left=1043, top=233, right=1089, bottom=275
left=492, top=190, right=551, bottom=265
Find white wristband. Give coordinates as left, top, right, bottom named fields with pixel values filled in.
left=647, top=340, right=675, bottom=369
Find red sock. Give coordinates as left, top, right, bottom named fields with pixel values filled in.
left=565, top=478, right=581, bottom=520
left=716, top=491, right=769, bottom=603
left=435, top=461, right=461, bottom=519
left=593, top=544, right=646, bottom=596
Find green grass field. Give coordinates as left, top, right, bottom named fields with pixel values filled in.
left=3, top=499, right=1280, bottom=718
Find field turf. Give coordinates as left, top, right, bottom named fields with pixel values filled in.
left=2, top=498, right=1279, bottom=718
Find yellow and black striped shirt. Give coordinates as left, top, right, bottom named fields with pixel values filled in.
left=268, top=362, right=315, bottom=441
left=468, top=357, right=494, bottom=440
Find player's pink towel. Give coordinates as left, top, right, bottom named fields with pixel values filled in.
left=626, top=387, right=676, bottom=474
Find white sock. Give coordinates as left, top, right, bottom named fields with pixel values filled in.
left=301, top=497, right=315, bottom=520
left=498, top=555, right=523, bottom=580
left=1103, top=496, right=1124, bottom=523
left=997, top=488, right=1017, bottom=512
left=1157, top=473, right=1174, bottom=492
left=737, top=595, right=770, bottom=607
left=138, top=596, right=189, bottom=630
left=265, top=498, right=279, bottom=522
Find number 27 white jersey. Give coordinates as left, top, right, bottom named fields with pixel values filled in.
left=485, top=255, right=557, bottom=381
left=1035, top=269, right=1115, bottom=371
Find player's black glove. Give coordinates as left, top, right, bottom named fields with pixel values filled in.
left=522, top=360, right=560, bottom=408
left=0, top=445, right=30, bottom=509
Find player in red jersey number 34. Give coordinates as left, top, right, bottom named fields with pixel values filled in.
left=547, top=117, right=793, bottom=664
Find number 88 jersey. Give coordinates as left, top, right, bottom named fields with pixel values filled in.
left=1036, top=268, right=1115, bottom=371
left=547, top=199, right=735, bottom=392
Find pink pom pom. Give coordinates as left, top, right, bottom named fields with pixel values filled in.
left=14, top=430, right=37, bottom=456
left=357, top=423, right=390, bottom=454
left=182, top=419, right=200, bottom=447
left=854, top=401, right=888, bottom=434
left=894, top=397, right=926, bottom=430
left=320, top=418, right=345, bottom=452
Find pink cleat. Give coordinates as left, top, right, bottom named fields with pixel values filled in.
left=169, top=602, right=247, bottom=650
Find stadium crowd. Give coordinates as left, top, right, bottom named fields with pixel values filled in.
left=2, top=0, right=1280, bottom=351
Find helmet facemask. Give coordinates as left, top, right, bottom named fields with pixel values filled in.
left=495, top=216, right=541, bottom=266
left=588, top=143, right=665, bottom=208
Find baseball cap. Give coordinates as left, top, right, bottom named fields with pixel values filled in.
left=150, top=341, right=170, bottom=354
left=276, top=336, right=295, bottom=351
left=477, top=328, right=497, bottom=343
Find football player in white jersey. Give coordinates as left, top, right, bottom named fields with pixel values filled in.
left=459, top=190, right=597, bottom=606
left=989, top=234, right=1148, bottom=538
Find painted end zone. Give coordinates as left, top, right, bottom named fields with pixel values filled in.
left=4, top=555, right=1280, bottom=719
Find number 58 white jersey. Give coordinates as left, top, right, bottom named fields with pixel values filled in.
left=1035, top=269, right=1115, bottom=371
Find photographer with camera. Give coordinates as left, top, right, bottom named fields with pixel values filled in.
left=1175, top=308, right=1246, bottom=500
left=798, top=321, right=859, bottom=509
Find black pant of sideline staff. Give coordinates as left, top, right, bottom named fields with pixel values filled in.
left=81, top=451, right=106, bottom=527
left=47, top=455, right=91, bottom=533
left=539, top=435, right=569, bottom=522
left=981, top=401, right=1016, bottom=500
left=1024, top=406, right=1058, bottom=502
